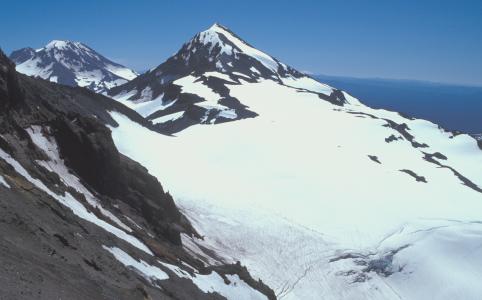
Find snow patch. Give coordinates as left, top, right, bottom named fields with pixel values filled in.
left=281, top=76, right=333, bottom=96
left=174, top=75, right=235, bottom=120
left=0, top=174, right=10, bottom=188
left=103, top=246, right=168, bottom=283
left=158, top=259, right=268, bottom=299
left=209, top=24, right=279, bottom=73
left=26, top=126, right=133, bottom=232
left=204, top=71, right=236, bottom=83
left=0, top=136, right=151, bottom=255
left=114, top=92, right=176, bottom=118
left=192, top=272, right=268, bottom=300
left=174, top=75, right=220, bottom=102
left=151, top=111, right=185, bottom=124
left=105, top=64, right=138, bottom=80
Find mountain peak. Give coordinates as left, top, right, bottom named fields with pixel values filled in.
left=43, top=40, right=95, bottom=54
left=208, top=22, right=222, bottom=30
left=172, top=22, right=298, bottom=77
left=10, top=40, right=138, bottom=93
left=196, top=22, right=248, bottom=50
left=109, top=24, right=336, bottom=133
left=45, top=39, right=70, bottom=49
left=206, top=22, right=229, bottom=32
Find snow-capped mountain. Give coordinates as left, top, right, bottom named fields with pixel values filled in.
left=109, top=23, right=346, bottom=133
left=106, top=24, right=482, bottom=299
left=10, top=40, right=138, bottom=93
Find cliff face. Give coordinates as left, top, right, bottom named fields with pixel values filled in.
left=0, top=49, right=24, bottom=109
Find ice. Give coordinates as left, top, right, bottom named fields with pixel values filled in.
left=181, top=233, right=219, bottom=266
left=112, top=89, right=138, bottom=102
left=139, top=86, right=153, bottom=102
left=0, top=174, right=10, bottom=188
left=174, top=75, right=235, bottom=118
left=250, top=66, right=260, bottom=75
left=158, top=261, right=192, bottom=279
left=215, top=60, right=224, bottom=70
left=45, top=40, right=68, bottom=50
left=157, top=259, right=268, bottom=299
left=192, top=272, right=268, bottom=300
left=204, top=71, right=236, bottom=83
left=151, top=111, right=184, bottom=124
left=198, top=28, right=234, bottom=56
left=105, top=64, right=138, bottom=80
left=232, top=71, right=250, bottom=78
left=281, top=75, right=334, bottom=96
left=324, top=220, right=482, bottom=300
left=216, top=109, right=237, bottom=120
left=103, top=246, right=168, bottom=283
left=104, top=244, right=267, bottom=299
left=16, top=59, right=53, bottom=79
left=109, top=76, right=482, bottom=298
left=174, top=75, right=220, bottom=102
left=114, top=92, right=175, bottom=118
left=74, top=69, right=105, bottom=88
left=209, top=24, right=279, bottom=73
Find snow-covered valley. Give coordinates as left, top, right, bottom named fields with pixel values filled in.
left=109, top=76, right=482, bottom=299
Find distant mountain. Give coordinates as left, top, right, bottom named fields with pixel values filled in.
left=314, top=74, right=482, bottom=134
left=10, top=40, right=138, bottom=93
left=109, top=23, right=346, bottom=133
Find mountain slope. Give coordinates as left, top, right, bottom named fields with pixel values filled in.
left=472, top=133, right=482, bottom=149
left=10, top=40, right=138, bottom=93
left=109, top=23, right=347, bottom=134
left=314, top=74, right=482, bottom=134
left=106, top=24, right=482, bottom=300
left=0, top=50, right=275, bottom=300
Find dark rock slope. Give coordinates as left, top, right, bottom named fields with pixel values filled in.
left=0, top=50, right=275, bottom=300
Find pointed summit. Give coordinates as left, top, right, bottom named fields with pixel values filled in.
left=10, top=40, right=138, bottom=93
left=44, top=39, right=71, bottom=50
left=205, top=22, right=232, bottom=34
left=208, top=22, right=223, bottom=30
left=111, top=22, right=304, bottom=100
left=176, top=22, right=298, bottom=76
left=109, top=24, right=347, bottom=134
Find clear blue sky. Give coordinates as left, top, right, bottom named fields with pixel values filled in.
left=1, top=0, right=481, bottom=86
